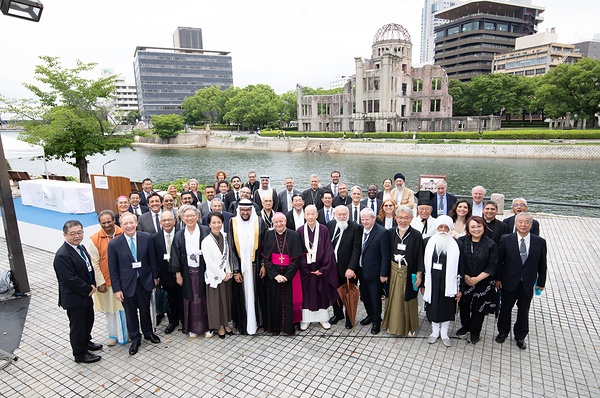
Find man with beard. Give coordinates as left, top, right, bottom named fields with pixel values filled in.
left=228, top=199, right=266, bottom=335
left=254, top=175, right=279, bottom=212
left=199, top=186, right=217, bottom=217
left=327, top=205, right=361, bottom=329
left=260, top=212, right=303, bottom=335
left=297, top=205, right=338, bottom=331
left=421, top=215, right=462, bottom=347
left=324, top=170, right=341, bottom=197
left=278, top=177, right=301, bottom=214
left=382, top=206, right=424, bottom=337
left=483, top=201, right=509, bottom=244
left=224, top=175, right=242, bottom=211
left=243, top=171, right=260, bottom=196
left=357, top=208, right=391, bottom=335
left=389, top=173, right=415, bottom=209
left=332, top=183, right=350, bottom=207
left=88, top=210, right=127, bottom=346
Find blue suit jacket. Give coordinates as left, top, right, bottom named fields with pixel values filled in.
left=497, top=233, right=547, bottom=296
left=108, top=231, right=158, bottom=297
left=360, top=223, right=391, bottom=281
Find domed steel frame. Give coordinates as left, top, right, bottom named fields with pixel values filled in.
left=372, top=23, right=412, bottom=45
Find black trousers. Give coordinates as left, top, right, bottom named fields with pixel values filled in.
left=357, top=268, right=383, bottom=325
left=459, top=294, right=486, bottom=337
left=123, top=280, right=153, bottom=344
left=66, top=304, right=94, bottom=357
left=164, top=283, right=184, bottom=326
left=497, top=281, right=533, bottom=340
left=332, top=275, right=358, bottom=318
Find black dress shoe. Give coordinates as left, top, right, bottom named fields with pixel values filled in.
left=218, top=332, right=226, bottom=340
left=74, top=352, right=101, bottom=363
left=144, top=334, right=161, bottom=344
left=516, top=339, right=527, bottom=350
left=329, top=315, right=344, bottom=325
left=469, top=334, right=480, bottom=344
left=165, top=323, right=177, bottom=334
left=455, top=327, right=468, bottom=337
left=345, top=319, right=353, bottom=329
left=495, top=334, right=507, bottom=343
left=225, top=330, right=234, bottom=336
left=129, top=341, right=141, bottom=356
left=87, top=342, right=103, bottom=351
left=370, top=324, right=381, bottom=335
left=359, top=316, right=372, bottom=326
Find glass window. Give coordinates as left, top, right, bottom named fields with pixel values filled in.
left=498, top=23, right=509, bottom=32
left=448, top=26, right=459, bottom=36
left=431, top=77, right=442, bottom=90
left=412, top=100, right=422, bottom=113
left=413, top=79, right=423, bottom=92
left=484, top=22, right=495, bottom=30
left=462, top=22, right=480, bottom=32
left=435, top=30, right=445, bottom=38
left=430, top=99, right=441, bottom=112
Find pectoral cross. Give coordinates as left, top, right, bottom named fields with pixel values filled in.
left=279, top=255, right=285, bottom=264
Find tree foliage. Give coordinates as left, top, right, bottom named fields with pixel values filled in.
left=151, top=114, right=184, bottom=138
left=0, top=56, right=133, bottom=182
left=181, top=86, right=228, bottom=125
left=280, top=90, right=297, bottom=126
left=223, top=84, right=283, bottom=130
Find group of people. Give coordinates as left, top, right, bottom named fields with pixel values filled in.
left=53, top=170, right=547, bottom=363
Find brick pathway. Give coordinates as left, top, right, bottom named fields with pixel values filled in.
left=1, top=214, right=599, bottom=397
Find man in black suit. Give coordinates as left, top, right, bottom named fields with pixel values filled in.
left=495, top=212, right=547, bottom=350
left=53, top=220, right=102, bottom=363
left=224, top=175, right=242, bottom=211
left=152, top=212, right=183, bottom=334
left=199, top=186, right=217, bottom=217
left=129, top=191, right=149, bottom=216
left=317, top=191, right=335, bottom=224
left=361, top=184, right=383, bottom=215
left=347, top=186, right=366, bottom=224
left=138, top=178, right=154, bottom=206
left=302, top=174, right=325, bottom=210
left=323, top=170, right=341, bottom=197
left=286, top=194, right=305, bottom=231
left=243, top=171, right=260, bottom=196
left=332, top=183, right=350, bottom=207
left=201, top=198, right=234, bottom=233
left=357, top=208, right=391, bottom=334
left=108, top=212, right=160, bottom=355
left=327, top=205, right=362, bottom=329
left=503, top=198, right=540, bottom=235
left=278, top=177, right=301, bottom=215
left=431, top=180, right=457, bottom=218
left=137, top=192, right=163, bottom=234
left=483, top=200, right=509, bottom=244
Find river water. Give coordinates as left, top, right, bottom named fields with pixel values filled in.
left=4, top=132, right=599, bottom=217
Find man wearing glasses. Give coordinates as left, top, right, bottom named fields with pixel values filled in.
left=503, top=198, right=540, bottom=235
left=53, top=220, right=103, bottom=363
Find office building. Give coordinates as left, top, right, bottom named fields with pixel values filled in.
left=433, top=0, right=545, bottom=81
left=492, top=30, right=582, bottom=76
left=573, top=37, right=600, bottom=60
left=173, top=27, right=203, bottom=50
left=100, top=68, right=139, bottom=122
left=420, top=0, right=458, bottom=64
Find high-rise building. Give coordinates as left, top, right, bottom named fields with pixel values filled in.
left=492, top=30, right=582, bottom=76
left=173, top=27, right=203, bottom=50
left=573, top=37, right=600, bottom=60
left=420, top=0, right=458, bottom=64
left=433, top=0, right=544, bottom=81
left=133, top=34, right=233, bottom=122
left=100, top=68, right=139, bottom=122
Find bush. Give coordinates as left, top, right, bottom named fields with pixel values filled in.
left=234, top=136, right=248, bottom=141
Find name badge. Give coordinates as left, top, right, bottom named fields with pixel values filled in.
left=433, top=262, right=443, bottom=270
left=132, top=261, right=142, bottom=269
left=163, top=254, right=170, bottom=261
left=397, top=243, right=406, bottom=251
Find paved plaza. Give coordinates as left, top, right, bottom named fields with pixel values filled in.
left=0, top=214, right=599, bottom=397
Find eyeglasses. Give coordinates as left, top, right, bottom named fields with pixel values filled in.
left=512, top=203, right=527, bottom=208
left=161, top=219, right=175, bottom=223
left=383, top=204, right=394, bottom=207
left=68, top=231, right=84, bottom=237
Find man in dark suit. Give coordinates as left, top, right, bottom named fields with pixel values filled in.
left=317, top=191, right=335, bottom=224
left=243, top=171, right=260, bottom=196
left=53, top=220, right=102, bottom=363
left=152, top=212, right=183, bottom=334
left=302, top=174, right=325, bottom=210
left=224, top=176, right=242, bottom=211
left=278, top=177, right=301, bottom=214
left=347, top=186, right=366, bottom=224
left=108, top=212, right=160, bottom=356
left=332, top=183, right=350, bottom=207
left=129, top=191, right=149, bottom=216
left=327, top=205, right=362, bottom=329
left=503, top=198, right=540, bottom=235
left=323, top=170, right=341, bottom=197
left=137, top=192, right=163, bottom=234
left=495, top=212, right=547, bottom=350
left=357, top=208, right=391, bottom=334
left=431, top=180, right=457, bottom=218
left=138, top=178, right=154, bottom=206
left=201, top=198, right=233, bottom=233
left=483, top=200, right=509, bottom=244
left=360, top=184, right=383, bottom=216
left=286, top=194, right=305, bottom=231
left=199, top=186, right=217, bottom=217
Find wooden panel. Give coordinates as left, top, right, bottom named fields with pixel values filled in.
left=90, top=175, right=131, bottom=214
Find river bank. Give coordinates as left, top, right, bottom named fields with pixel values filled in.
left=133, top=132, right=600, bottom=160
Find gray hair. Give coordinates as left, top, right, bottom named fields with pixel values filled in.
left=360, top=208, right=376, bottom=219
left=515, top=212, right=533, bottom=223
left=472, top=185, right=486, bottom=195
left=97, top=209, right=115, bottom=222
left=395, top=205, right=413, bottom=217
left=436, top=180, right=448, bottom=187
left=180, top=204, right=200, bottom=217
left=512, top=197, right=528, bottom=207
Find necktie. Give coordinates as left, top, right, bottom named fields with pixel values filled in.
left=133, top=206, right=139, bottom=215
left=370, top=200, right=375, bottom=211
left=333, top=185, right=337, bottom=196
left=326, top=210, right=330, bottom=223
left=362, top=232, right=369, bottom=248
left=166, top=233, right=171, bottom=254
left=77, top=245, right=93, bottom=281
left=354, top=207, right=358, bottom=223
left=439, top=196, right=444, bottom=212
left=155, top=213, right=162, bottom=232
left=520, top=238, right=527, bottom=264
left=129, top=237, right=137, bottom=261
left=236, top=192, right=240, bottom=201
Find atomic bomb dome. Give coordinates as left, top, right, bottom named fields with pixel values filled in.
left=373, top=23, right=412, bottom=45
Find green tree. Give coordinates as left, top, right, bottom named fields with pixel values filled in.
left=223, top=84, right=282, bottom=130
left=181, top=86, right=226, bottom=125
left=151, top=114, right=184, bottom=138
left=448, top=79, right=474, bottom=116
left=123, top=110, right=140, bottom=125
left=535, top=58, right=600, bottom=127
left=280, top=90, right=297, bottom=126
left=302, top=86, right=343, bottom=95
left=0, top=56, right=133, bottom=183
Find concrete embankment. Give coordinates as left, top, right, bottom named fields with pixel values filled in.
left=133, top=132, right=600, bottom=159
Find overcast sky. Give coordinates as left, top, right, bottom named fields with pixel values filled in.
left=0, top=0, right=596, bottom=104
